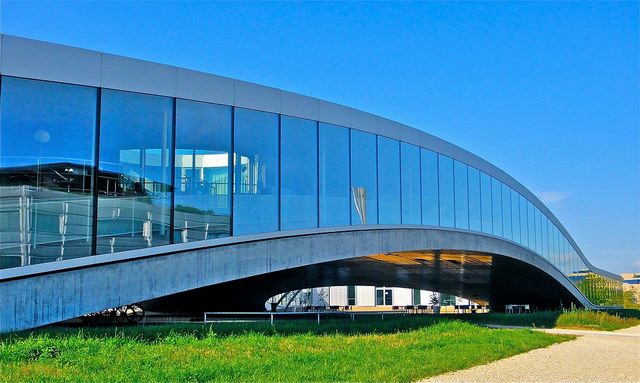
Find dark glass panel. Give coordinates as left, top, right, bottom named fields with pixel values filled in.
left=491, top=178, right=502, bottom=237
left=454, top=160, right=469, bottom=229
left=511, top=190, right=520, bottom=244
left=468, top=167, right=481, bottom=232
left=520, top=194, right=528, bottom=248
left=319, top=123, right=350, bottom=227
left=480, top=172, right=492, bottom=234
left=233, top=108, right=279, bottom=235
left=0, top=77, right=96, bottom=268
left=501, top=183, right=512, bottom=240
left=377, top=137, right=401, bottom=224
left=174, top=99, right=231, bottom=242
left=527, top=200, right=536, bottom=250
left=535, top=208, right=543, bottom=255
left=541, top=215, right=549, bottom=260
left=438, top=155, right=454, bottom=227
left=421, top=149, right=439, bottom=226
left=281, top=116, right=318, bottom=230
left=350, top=130, right=378, bottom=225
left=401, top=143, right=421, bottom=224
left=97, top=89, right=173, bottom=253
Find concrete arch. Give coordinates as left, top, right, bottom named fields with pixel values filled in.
left=0, top=227, right=593, bottom=332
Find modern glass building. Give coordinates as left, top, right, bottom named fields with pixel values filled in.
left=0, top=35, right=623, bottom=313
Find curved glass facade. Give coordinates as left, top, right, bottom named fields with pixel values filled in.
left=0, top=75, right=622, bottom=306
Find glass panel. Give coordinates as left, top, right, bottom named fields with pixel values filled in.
left=542, top=216, right=549, bottom=259
left=281, top=116, right=318, bottom=230
left=0, top=77, right=96, bottom=268
left=454, top=160, right=469, bottom=229
left=491, top=178, right=502, bottom=237
left=468, top=167, right=481, bottom=232
left=421, top=149, right=439, bottom=226
left=511, top=190, right=520, bottom=244
left=347, top=286, right=356, bottom=306
left=519, top=194, right=528, bottom=247
left=233, top=108, right=279, bottom=235
left=319, top=123, right=350, bottom=227
left=535, top=208, right=543, bottom=255
left=377, top=137, right=401, bottom=224
left=527, top=200, right=536, bottom=251
left=554, top=225, right=560, bottom=268
left=501, top=184, right=511, bottom=240
left=97, top=90, right=173, bottom=254
left=401, top=143, right=421, bottom=225
left=174, top=99, right=231, bottom=243
left=438, top=155, right=454, bottom=227
left=350, top=130, right=378, bottom=225
left=480, top=172, right=492, bottom=233
left=547, top=220, right=555, bottom=263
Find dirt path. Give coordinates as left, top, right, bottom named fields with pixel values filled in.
left=420, top=325, right=640, bottom=383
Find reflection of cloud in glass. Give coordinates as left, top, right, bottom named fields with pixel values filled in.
left=34, top=129, right=50, bottom=143
left=537, top=191, right=571, bottom=203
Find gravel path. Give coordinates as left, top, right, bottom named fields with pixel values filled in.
left=420, top=325, right=640, bottom=383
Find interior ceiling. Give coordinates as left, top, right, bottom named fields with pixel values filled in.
left=142, top=250, right=581, bottom=313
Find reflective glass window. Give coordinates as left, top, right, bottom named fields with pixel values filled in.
left=561, top=237, right=568, bottom=274
left=480, top=172, right=492, bottom=234
left=511, top=190, right=520, bottom=244
left=174, top=100, right=231, bottom=243
left=547, top=219, right=555, bottom=264
left=233, top=108, right=279, bottom=235
left=542, top=216, right=549, bottom=259
left=502, top=183, right=512, bottom=240
left=351, top=130, right=378, bottom=225
left=97, top=90, right=173, bottom=254
left=377, top=137, right=401, bottom=224
left=438, top=155, right=455, bottom=227
left=454, top=160, right=469, bottom=229
left=421, top=149, right=439, bottom=225
left=520, top=194, right=528, bottom=247
left=491, top=178, right=502, bottom=237
left=535, top=208, right=543, bottom=255
left=319, top=123, right=350, bottom=227
left=281, top=116, right=318, bottom=230
left=468, top=167, right=481, bottom=231
left=400, top=143, right=421, bottom=224
left=0, top=77, right=96, bottom=268
left=527, top=200, right=536, bottom=251
left=553, top=225, right=560, bottom=268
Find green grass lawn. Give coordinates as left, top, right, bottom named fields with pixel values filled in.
left=0, top=318, right=571, bottom=383
left=451, top=308, right=640, bottom=331
left=555, top=309, right=640, bottom=331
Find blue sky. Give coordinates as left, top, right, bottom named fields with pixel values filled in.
left=1, top=1, right=638, bottom=273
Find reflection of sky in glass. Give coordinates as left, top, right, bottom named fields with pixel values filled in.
left=438, top=154, right=454, bottom=228
left=99, top=89, right=173, bottom=186
left=421, top=149, right=438, bottom=226
left=378, top=136, right=400, bottom=224
left=281, top=116, right=318, bottom=230
left=0, top=77, right=96, bottom=168
left=351, top=130, right=378, bottom=225
left=454, top=160, right=468, bottom=229
left=319, top=123, right=350, bottom=227
left=401, top=143, right=421, bottom=225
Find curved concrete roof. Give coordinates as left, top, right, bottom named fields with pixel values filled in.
left=0, top=34, right=618, bottom=281
left=0, top=227, right=597, bottom=333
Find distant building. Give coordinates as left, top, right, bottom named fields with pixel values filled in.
left=270, top=286, right=480, bottom=312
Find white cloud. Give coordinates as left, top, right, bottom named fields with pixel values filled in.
left=536, top=191, right=571, bottom=204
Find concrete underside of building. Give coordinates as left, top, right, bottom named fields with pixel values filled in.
left=1, top=227, right=590, bottom=332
